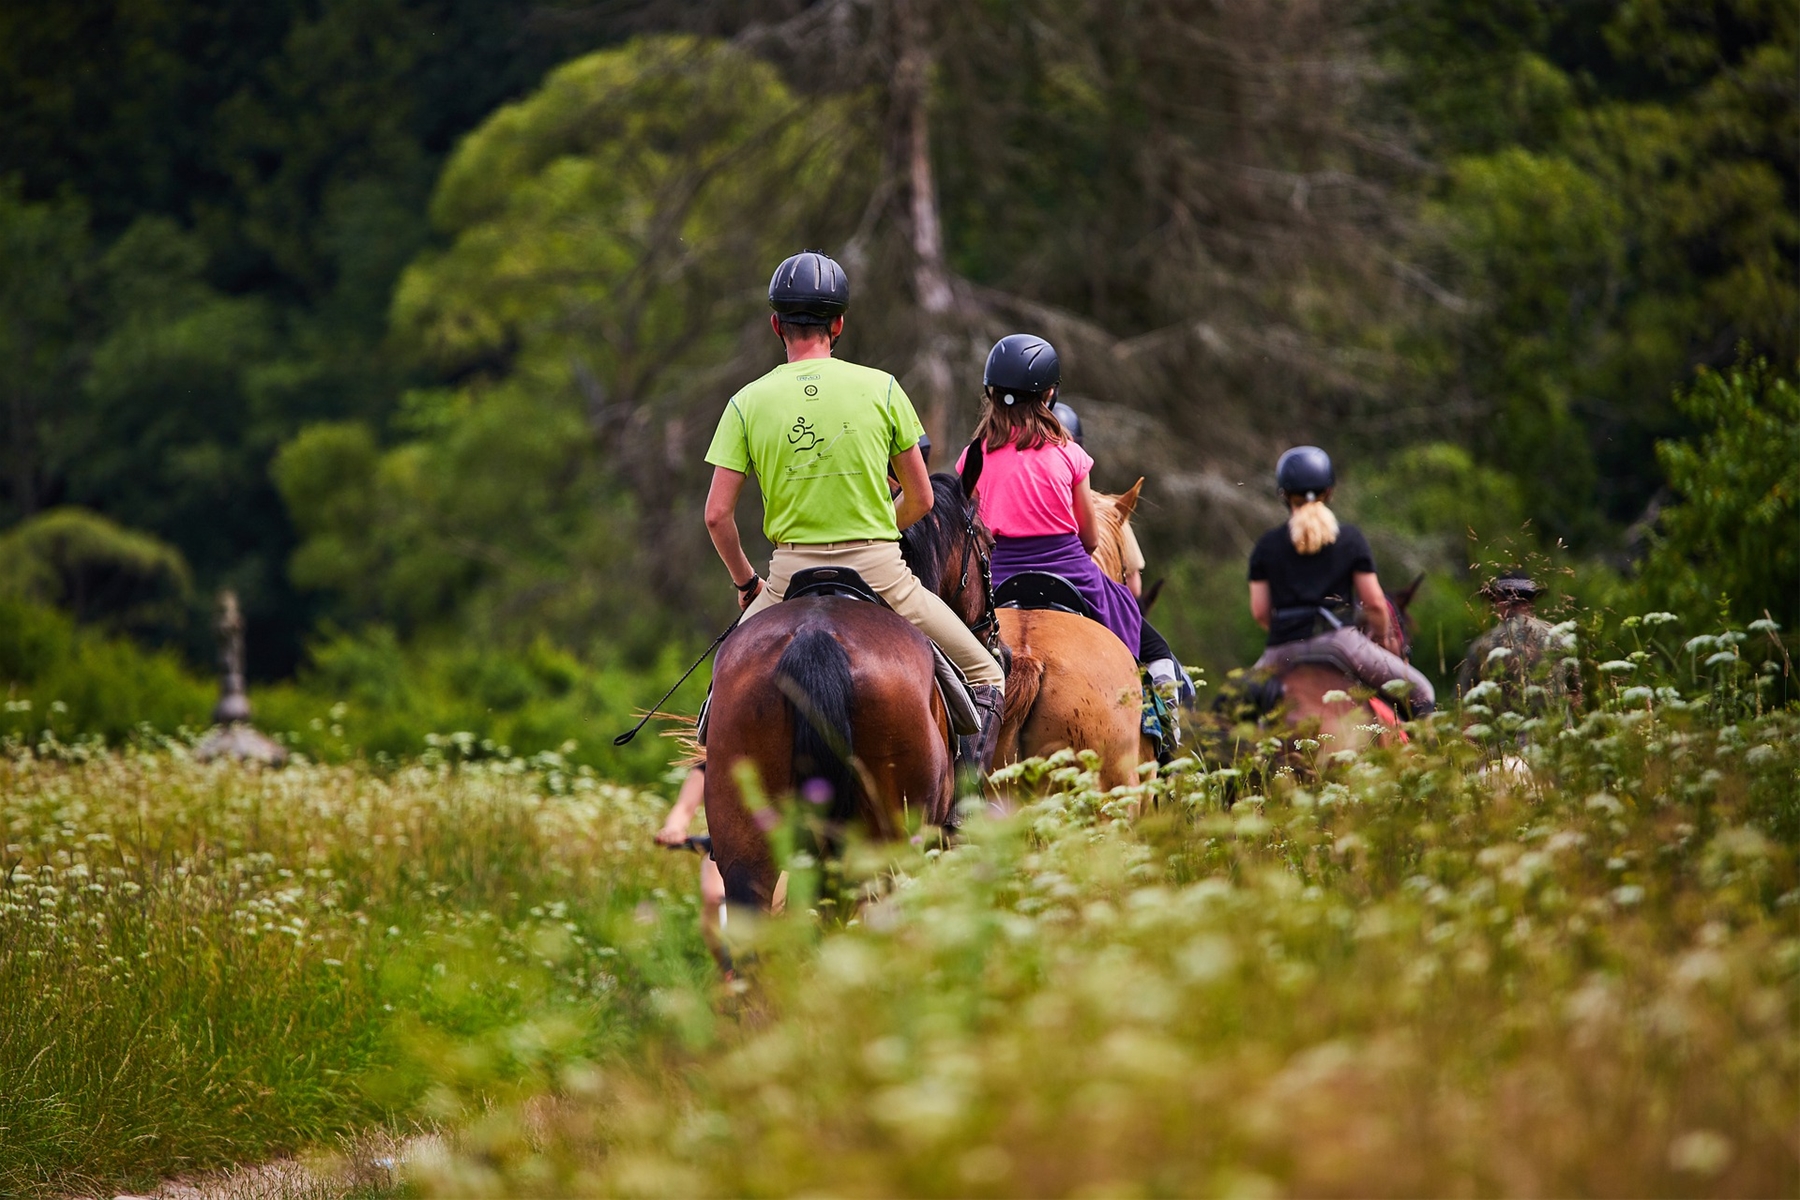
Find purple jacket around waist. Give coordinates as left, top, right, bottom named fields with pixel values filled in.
left=991, top=532, right=1142, bottom=656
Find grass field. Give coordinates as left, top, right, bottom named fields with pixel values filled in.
left=0, top=748, right=709, bottom=1196
left=1, top=618, right=1796, bottom=1197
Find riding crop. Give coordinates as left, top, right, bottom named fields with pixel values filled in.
left=612, top=617, right=739, bottom=746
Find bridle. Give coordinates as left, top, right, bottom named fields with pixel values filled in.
left=954, top=499, right=999, bottom=653
left=1385, top=596, right=1413, bottom=660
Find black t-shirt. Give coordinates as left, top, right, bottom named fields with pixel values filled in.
left=1247, top=522, right=1376, bottom=646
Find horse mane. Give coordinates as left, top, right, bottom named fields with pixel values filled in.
left=899, top=472, right=974, bottom=590
left=1089, top=479, right=1143, bottom=583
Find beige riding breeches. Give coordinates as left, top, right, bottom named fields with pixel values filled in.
left=1254, top=627, right=1437, bottom=709
left=743, top=539, right=1006, bottom=689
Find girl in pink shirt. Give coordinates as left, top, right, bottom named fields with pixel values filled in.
left=957, top=335, right=1143, bottom=656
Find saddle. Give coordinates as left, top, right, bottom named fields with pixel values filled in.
left=997, top=570, right=1183, bottom=763
left=785, top=567, right=981, bottom=737
left=786, top=566, right=888, bottom=607
left=993, top=571, right=1097, bottom=620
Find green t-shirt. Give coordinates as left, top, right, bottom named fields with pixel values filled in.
left=705, top=358, right=926, bottom=545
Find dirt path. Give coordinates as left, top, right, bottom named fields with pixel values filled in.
left=103, top=1132, right=438, bottom=1200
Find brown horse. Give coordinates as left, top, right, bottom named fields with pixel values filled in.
left=702, top=462, right=994, bottom=912
left=993, top=479, right=1154, bottom=790
left=1216, top=578, right=1424, bottom=769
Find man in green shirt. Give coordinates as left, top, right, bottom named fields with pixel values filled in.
left=703, top=251, right=1005, bottom=751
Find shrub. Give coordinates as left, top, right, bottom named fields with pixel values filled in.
left=1643, top=355, right=1799, bottom=632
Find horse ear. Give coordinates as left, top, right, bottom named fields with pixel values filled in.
left=1394, top=572, right=1425, bottom=613
left=1139, top=576, right=1165, bottom=615
left=1117, top=478, right=1144, bottom=521
left=959, top=439, right=983, bottom=495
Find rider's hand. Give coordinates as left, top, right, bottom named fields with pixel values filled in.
left=653, top=824, right=687, bottom=847
left=736, top=577, right=763, bottom=610
left=1383, top=629, right=1404, bottom=655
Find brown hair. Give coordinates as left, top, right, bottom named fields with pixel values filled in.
left=973, top=386, right=1069, bottom=452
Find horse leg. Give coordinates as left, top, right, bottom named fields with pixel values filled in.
left=703, top=756, right=782, bottom=910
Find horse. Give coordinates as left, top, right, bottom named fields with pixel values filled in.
left=993, top=479, right=1155, bottom=790
left=1211, top=576, right=1424, bottom=770
left=701, top=457, right=994, bottom=913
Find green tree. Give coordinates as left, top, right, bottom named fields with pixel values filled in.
left=279, top=36, right=864, bottom=651
left=1642, top=355, right=1799, bottom=629
left=0, top=507, right=191, bottom=635
left=0, top=180, right=93, bottom=526
left=1379, top=0, right=1798, bottom=542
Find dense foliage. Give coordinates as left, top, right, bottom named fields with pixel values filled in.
left=1642, top=356, right=1799, bottom=629
left=1, top=1, right=1791, bottom=696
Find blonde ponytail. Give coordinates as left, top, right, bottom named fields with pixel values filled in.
left=1287, top=499, right=1339, bottom=555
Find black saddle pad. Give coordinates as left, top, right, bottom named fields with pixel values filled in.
left=786, top=566, right=887, bottom=607
left=993, top=570, right=1097, bottom=620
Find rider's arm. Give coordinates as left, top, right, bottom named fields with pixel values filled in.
left=704, top=466, right=759, bottom=602
left=1249, top=580, right=1272, bottom=630
left=1354, top=571, right=1399, bottom=653
left=891, top=443, right=934, bottom=531
left=655, top=765, right=706, bottom=846
left=1073, top=476, right=1101, bottom=554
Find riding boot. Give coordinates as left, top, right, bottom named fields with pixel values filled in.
left=1143, top=660, right=1186, bottom=759
left=962, top=683, right=1004, bottom=775
left=1145, top=657, right=1196, bottom=707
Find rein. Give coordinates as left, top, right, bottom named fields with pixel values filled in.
left=955, top=503, right=999, bottom=652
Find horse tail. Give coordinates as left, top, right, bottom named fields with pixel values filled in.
left=997, top=650, right=1046, bottom=764
left=775, top=626, right=859, bottom=826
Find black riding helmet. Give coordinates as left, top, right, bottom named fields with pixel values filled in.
left=768, top=251, right=849, bottom=325
left=1050, top=400, right=1083, bottom=446
left=1483, top=571, right=1543, bottom=601
left=984, top=333, right=1060, bottom=396
left=1275, top=445, right=1334, bottom=500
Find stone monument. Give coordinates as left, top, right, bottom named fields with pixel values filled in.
left=194, top=590, right=288, bottom=765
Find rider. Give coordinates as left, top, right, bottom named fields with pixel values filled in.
left=703, top=250, right=1006, bottom=758
left=957, top=335, right=1189, bottom=760
left=654, top=762, right=726, bottom=962
left=958, top=335, right=1140, bottom=651
left=1456, top=571, right=1579, bottom=709
left=1049, top=399, right=1195, bottom=706
left=1247, top=446, right=1435, bottom=715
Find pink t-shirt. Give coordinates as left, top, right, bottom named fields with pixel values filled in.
left=956, top=438, right=1093, bottom=537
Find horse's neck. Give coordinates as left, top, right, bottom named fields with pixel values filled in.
left=1355, top=598, right=1412, bottom=660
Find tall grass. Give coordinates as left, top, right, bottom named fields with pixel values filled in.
left=400, top=617, right=1798, bottom=1197
left=2, top=613, right=1794, bottom=1196
left=0, top=749, right=709, bottom=1195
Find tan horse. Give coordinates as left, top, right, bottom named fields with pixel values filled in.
left=994, top=480, right=1155, bottom=790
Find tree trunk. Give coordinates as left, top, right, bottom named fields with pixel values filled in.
left=893, top=0, right=955, bottom=452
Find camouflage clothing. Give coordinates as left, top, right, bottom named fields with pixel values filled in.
left=1456, top=614, right=1578, bottom=709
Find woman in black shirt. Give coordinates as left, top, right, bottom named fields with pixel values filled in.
left=1246, top=446, right=1435, bottom=714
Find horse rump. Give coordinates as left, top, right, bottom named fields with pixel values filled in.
left=775, top=626, right=859, bottom=826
